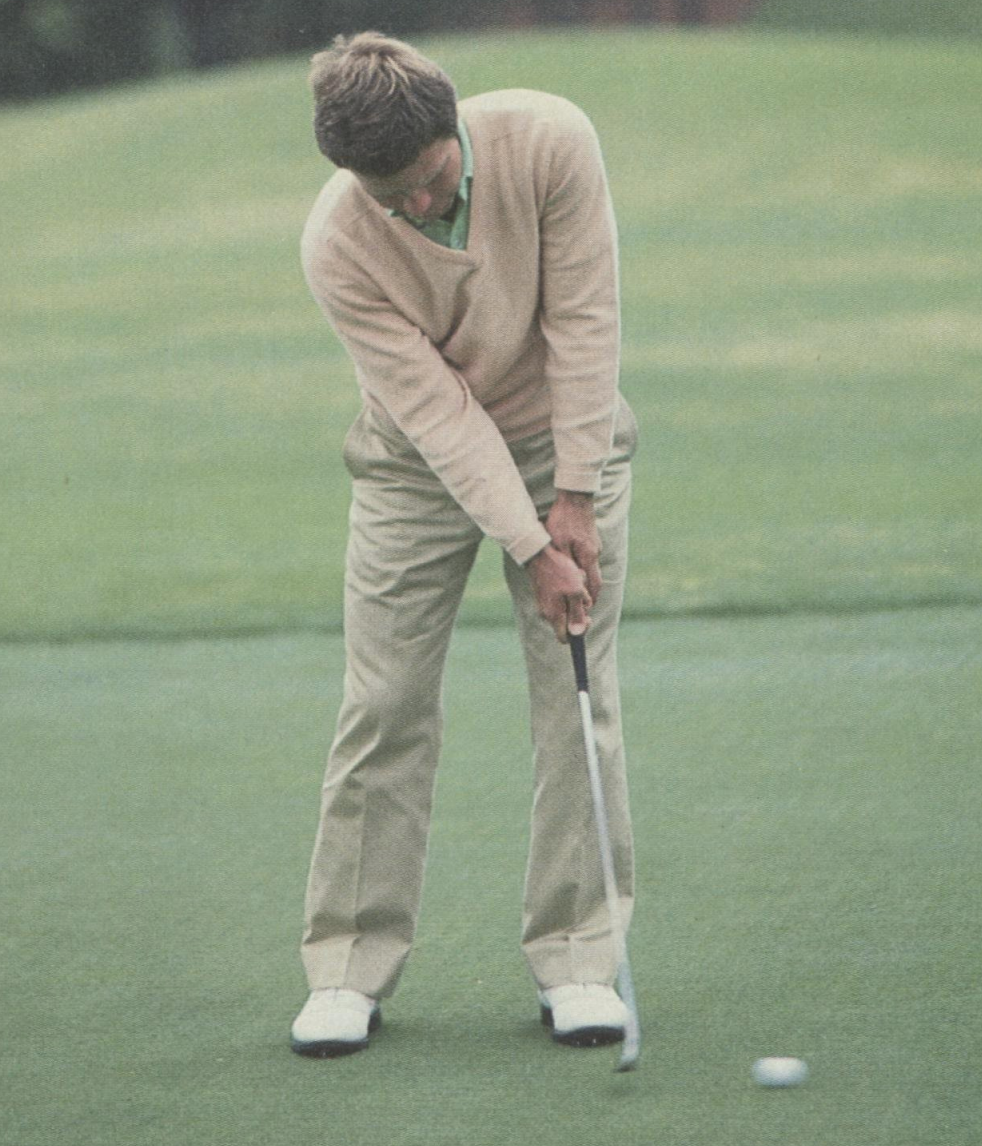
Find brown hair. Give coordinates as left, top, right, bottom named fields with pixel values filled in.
left=309, top=32, right=458, bottom=177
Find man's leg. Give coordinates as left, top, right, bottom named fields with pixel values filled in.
left=301, top=418, right=482, bottom=1002
left=504, top=403, right=637, bottom=991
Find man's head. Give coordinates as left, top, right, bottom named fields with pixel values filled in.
left=309, top=32, right=458, bottom=179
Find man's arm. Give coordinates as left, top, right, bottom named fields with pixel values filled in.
left=309, top=258, right=552, bottom=566
left=539, top=102, right=621, bottom=494
left=532, top=103, right=621, bottom=638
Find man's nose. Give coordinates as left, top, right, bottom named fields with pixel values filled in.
left=403, top=188, right=432, bottom=217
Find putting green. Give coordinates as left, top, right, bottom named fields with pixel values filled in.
left=2, top=606, right=980, bottom=1144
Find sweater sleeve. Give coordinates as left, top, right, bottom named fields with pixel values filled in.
left=306, top=253, right=552, bottom=565
left=538, top=105, right=621, bottom=494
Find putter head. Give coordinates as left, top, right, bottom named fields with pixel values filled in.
left=615, top=1014, right=641, bottom=1072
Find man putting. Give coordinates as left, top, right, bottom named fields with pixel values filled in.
left=292, top=31, right=638, bottom=1057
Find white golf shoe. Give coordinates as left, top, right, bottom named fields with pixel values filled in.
left=290, top=988, right=381, bottom=1057
left=539, top=983, right=628, bottom=1048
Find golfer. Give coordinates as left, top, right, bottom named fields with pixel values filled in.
left=292, top=31, right=638, bottom=1057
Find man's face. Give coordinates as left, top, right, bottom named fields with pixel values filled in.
left=355, top=135, right=462, bottom=224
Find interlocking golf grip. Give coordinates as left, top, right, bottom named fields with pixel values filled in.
left=569, top=632, right=590, bottom=692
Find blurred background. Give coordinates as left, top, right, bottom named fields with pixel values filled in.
left=3, top=0, right=980, bottom=641
left=3, top=0, right=763, bottom=102
left=5, top=0, right=982, bottom=103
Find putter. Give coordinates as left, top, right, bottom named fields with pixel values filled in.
left=569, top=631, right=641, bottom=1072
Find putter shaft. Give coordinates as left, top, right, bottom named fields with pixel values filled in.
left=570, top=633, right=641, bottom=1071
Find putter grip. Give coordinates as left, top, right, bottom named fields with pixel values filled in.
left=569, top=632, right=589, bottom=693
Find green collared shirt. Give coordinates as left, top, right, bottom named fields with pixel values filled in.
left=391, top=120, right=473, bottom=250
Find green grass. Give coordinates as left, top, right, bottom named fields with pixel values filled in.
left=752, top=0, right=982, bottom=40
left=3, top=607, right=981, bottom=1145
left=2, top=28, right=980, bottom=640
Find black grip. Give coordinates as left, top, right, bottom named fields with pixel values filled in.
left=569, top=632, right=589, bottom=693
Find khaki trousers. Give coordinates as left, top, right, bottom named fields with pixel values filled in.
left=301, top=399, right=637, bottom=998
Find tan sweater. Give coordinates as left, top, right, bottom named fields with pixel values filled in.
left=301, top=90, right=621, bottom=566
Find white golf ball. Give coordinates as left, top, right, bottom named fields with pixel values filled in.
left=752, top=1056, right=809, bottom=1088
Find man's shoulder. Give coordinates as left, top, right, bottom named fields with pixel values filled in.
left=460, top=89, right=594, bottom=137
left=301, top=168, right=374, bottom=269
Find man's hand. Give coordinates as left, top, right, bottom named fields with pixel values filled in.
left=526, top=543, right=592, bottom=643
left=547, top=489, right=602, bottom=603
left=526, top=490, right=602, bottom=643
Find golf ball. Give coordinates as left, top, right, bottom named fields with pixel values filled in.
left=752, top=1056, right=809, bottom=1088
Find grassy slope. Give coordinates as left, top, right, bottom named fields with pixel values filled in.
left=3, top=607, right=981, bottom=1145
left=2, top=29, right=981, bottom=640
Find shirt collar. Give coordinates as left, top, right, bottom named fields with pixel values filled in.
left=457, top=117, right=473, bottom=203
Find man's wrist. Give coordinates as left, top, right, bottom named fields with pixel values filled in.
left=525, top=541, right=554, bottom=568
left=555, top=488, right=594, bottom=503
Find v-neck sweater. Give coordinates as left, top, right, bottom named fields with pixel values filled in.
left=301, top=89, right=621, bottom=566
left=392, top=118, right=473, bottom=249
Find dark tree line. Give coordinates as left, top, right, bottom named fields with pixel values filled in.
left=1, top=0, right=374, bottom=100
left=0, top=0, right=546, bottom=101
left=0, top=0, right=733, bottom=102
